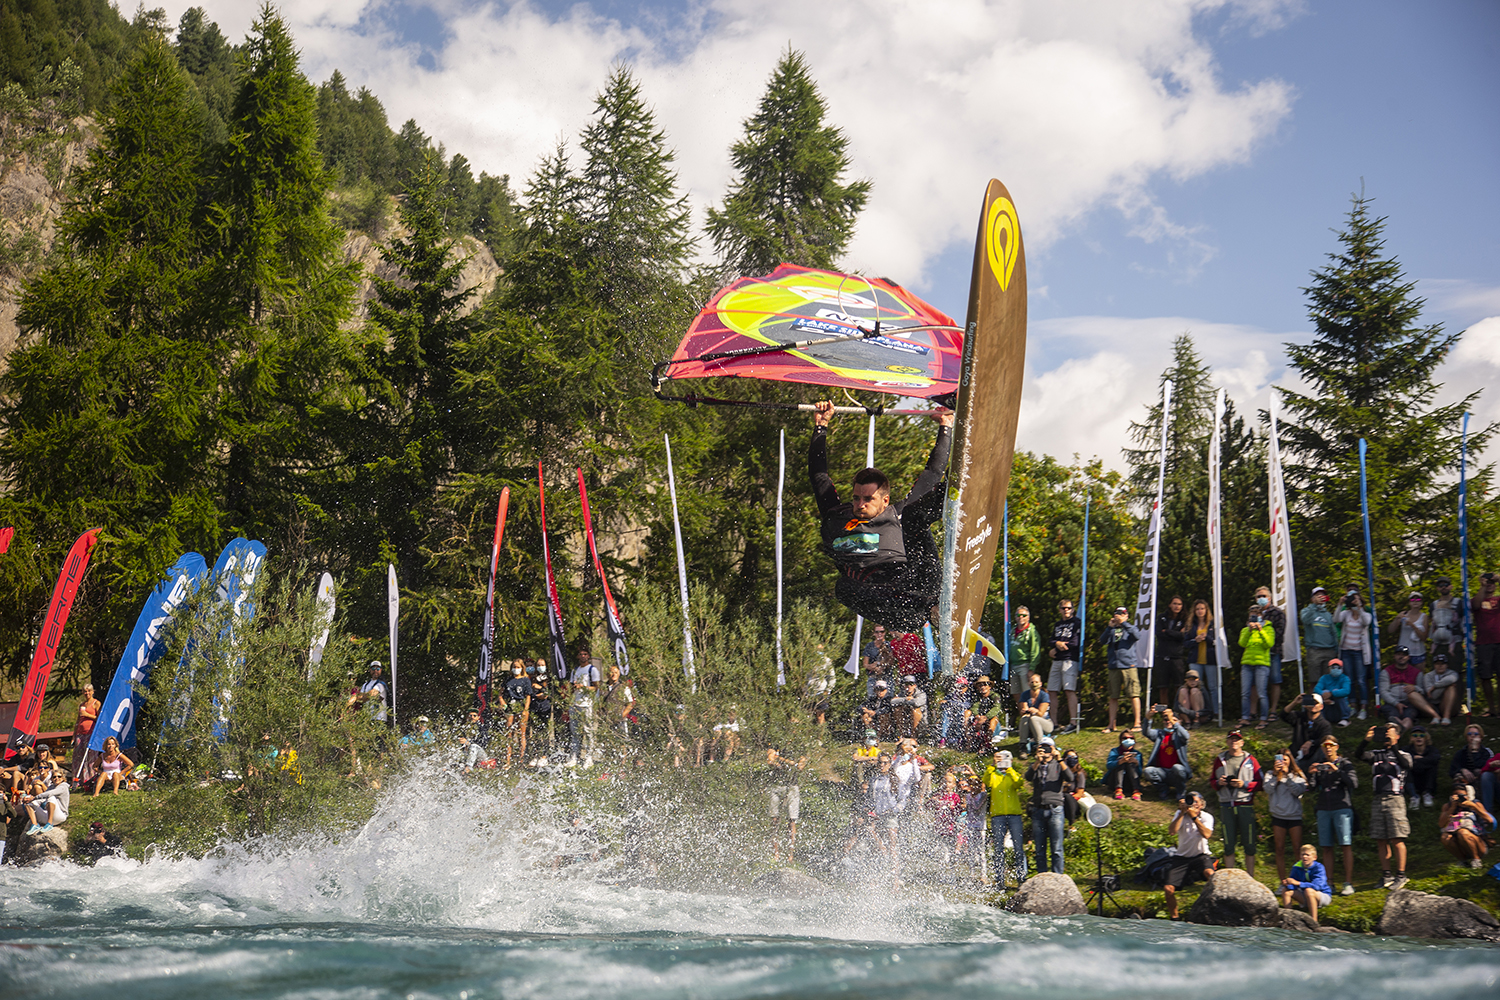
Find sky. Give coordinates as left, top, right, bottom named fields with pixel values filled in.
left=159, top=0, right=1500, bottom=468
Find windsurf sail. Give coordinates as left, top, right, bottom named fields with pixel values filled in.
left=654, top=264, right=962, bottom=405
left=577, top=470, right=630, bottom=677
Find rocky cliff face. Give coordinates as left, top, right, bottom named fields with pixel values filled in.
left=0, top=121, right=500, bottom=368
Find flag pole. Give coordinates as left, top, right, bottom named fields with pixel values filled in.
left=1080, top=487, right=1090, bottom=726
left=775, top=429, right=786, bottom=689
left=1135, top=382, right=1172, bottom=708
left=664, top=435, right=696, bottom=690
left=1358, top=439, right=1380, bottom=707
left=1459, top=414, right=1474, bottom=705
left=844, top=417, right=878, bottom=678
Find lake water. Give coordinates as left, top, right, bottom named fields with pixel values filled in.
left=2, top=767, right=1496, bottom=1000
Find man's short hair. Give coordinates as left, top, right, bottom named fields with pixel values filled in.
left=852, top=468, right=890, bottom=495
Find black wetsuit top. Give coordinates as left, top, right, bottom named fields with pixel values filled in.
left=809, top=425, right=950, bottom=629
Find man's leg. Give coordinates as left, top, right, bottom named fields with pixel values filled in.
left=1047, top=805, right=1066, bottom=873
left=1240, top=806, right=1257, bottom=877
left=1163, top=883, right=1179, bottom=919
left=1107, top=696, right=1119, bottom=730
left=1267, top=652, right=1283, bottom=723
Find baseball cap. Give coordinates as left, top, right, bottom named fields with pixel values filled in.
left=1038, top=736, right=1055, bottom=747
left=1312, top=586, right=1328, bottom=595
left=875, top=680, right=889, bottom=689
left=1114, top=606, right=1129, bottom=615
left=1185, top=669, right=1200, bottom=678
left=1308, top=693, right=1323, bottom=705
left=1395, top=645, right=1411, bottom=655
left=368, top=660, right=382, bottom=670
left=1328, top=658, right=1343, bottom=668
left=902, top=675, right=917, bottom=684
left=415, top=715, right=430, bottom=723
left=1434, top=652, right=1450, bottom=664
left=1227, top=730, right=1244, bottom=740
left=1409, top=592, right=1423, bottom=601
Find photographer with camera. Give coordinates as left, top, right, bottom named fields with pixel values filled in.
left=1264, top=750, right=1308, bottom=882
left=1105, top=731, right=1144, bottom=801
left=1163, top=791, right=1216, bottom=920
left=1141, top=706, right=1192, bottom=801
left=1210, top=730, right=1263, bottom=876
left=1358, top=721, right=1414, bottom=889
left=1155, top=595, right=1189, bottom=716
left=977, top=748, right=1026, bottom=888
left=1335, top=590, right=1375, bottom=720
left=1449, top=725, right=1496, bottom=816
left=1300, top=586, right=1339, bottom=679
left=1279, top=691, right=1333, bottom=764
left=1025, top=737, right=1075, bottom=874
left=1430, top=577, right=1463, bottom=664
left=1238, top=603, right=1276, bottom=729
left=1386, top=592, right=1431, bottom=667
left=1255, top=586, right=1290, bottom=722
left=1438, top=789, right=1495, bottom=869
left=1310, top=735, right=1358, bottom=895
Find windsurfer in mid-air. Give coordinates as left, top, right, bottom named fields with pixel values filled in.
left=809, top=400, right=953, bottom=631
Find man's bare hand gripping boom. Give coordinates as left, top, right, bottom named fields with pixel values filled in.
left=809, top=400, right=954, bottom=631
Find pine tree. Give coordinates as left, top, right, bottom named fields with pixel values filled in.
left=1279, top=194, right=1494, bottom=604
left=706, top=48, right=870, bottom=278
left=203, top=3, right=361, bottom=537
left=0, top=33, right=217, bottom=688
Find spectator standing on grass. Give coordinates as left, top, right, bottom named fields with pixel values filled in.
left=1430, top=578, right=1464, bottom=664
left=1264, top=750, right=1307, bottom=883
left=1438, top=791, right=1494, bottom=869
left=863, top=626, right=895, bottom=695
left=761, top=748, right=806, bottom=863
left=1359, top=721, right=1413, bottom=889
left=1280, top=844, right=1333, bottom=925
left=1025, top=738, right=1073, bottom=875
left=1154, top=596, right=1189, bottom=714
left=1255, top=585, right=1289, bottom=721
left=1387, top=592, right=1431, bottom=666
left=1314, top=659, right=1353, bottom=727
left=1210, top=729, right=1262, bottom=876
left=1185, top=600, right=1220, bottom=717
left=1007, top=606, right=1043, bottom=707
left=1047, top=599, right=1083, bottom=734
left=1162, top=791, right=1216, bottom=920
left=1310, top=735, right=1358, bottom=896
left=1099, top=607, right=1143, bottom=733
left=1412, top=652, right=1459, bottom=726
left=1238, top=604, right=1275, bottom=728
left=70, top=684, right=100, bottom=785
left=1406, top=727, right=1440, bottom=810
left=1335, top=590, right=1375, bottom=720
left=1280, top=691, right=1333, bottom=765
left=1105, top=731, right=1143, bottom=801
left=1300, top=586, right=1339, bottom=679
left=1142, top=707, right=1192, bottom=800
left=1470, top=571, right=1500, bottom=716
left=805, top=643, right=835, bottom=726
left=977, top=748, right=1026, bottom=888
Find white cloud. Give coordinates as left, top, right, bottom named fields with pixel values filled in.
left=1444, top=315, right=1500, bottom=440
left=159, top=0, right=1295, bottom=287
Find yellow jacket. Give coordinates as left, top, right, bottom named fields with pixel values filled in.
left=982, top=764, right=1024, bottom=816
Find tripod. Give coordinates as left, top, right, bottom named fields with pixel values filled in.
left=1084, top=822, right=1122, bottom=916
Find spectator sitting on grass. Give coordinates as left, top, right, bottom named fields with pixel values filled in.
left=889, top=676, right=928, bottom=740
left=1163, top=791, right=1216, bottom=920
left=1378, top=647, right=1421, bottom=731
left=91, top=736, right=133, bottom=796
left=1449, top=724, right=1495, bottom=817
left=1279, top=844, right=1333, bottom=925
left=1105, top=731, right=1143, bottom=801
left=1280, top=691, right=1333, bottom=764
left=1016, top=672, right=1053, bottom=755
left=1314, top=659, right=1353, bottom=727
left=964, top=677, right=1003, bottom=749
left=75, top=820, right=123, bottom=862
left=1174, top=669, right=1210, bottom=728
left=21, top=767, right=69, bottom=834
left=1141, top=707, right=1192, bottom=800
left=1406, top=727, right=1441, bottom=810
left=1412, top=653, right=1459, bottom=726
left=1438, top=791, right=1494, bottom=869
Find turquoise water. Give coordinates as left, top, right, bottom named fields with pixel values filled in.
left=2, top=771, right=1496, bottom=999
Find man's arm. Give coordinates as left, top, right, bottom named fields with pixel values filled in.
left=902, top=422, right=952, bottom=506
left=808, top=414, right=840, bottom=514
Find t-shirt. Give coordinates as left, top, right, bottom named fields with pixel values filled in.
left=1335, top=608, right=1373, bottom=656
left=1156, top=739, right=1181, bottom=769
left=1023, top=690, right=1050, bottom=713
left=1472, top=595, right=1500, bottom=645
left=570, top=663, right=601, bottom=687
left=1171, top=809, right=1214, bottom=857
left=890, top=687, right=927, bottom=711
left=503, top=675, right=534, bottom=704
left=359, top=678, right=388, bottom=722
left=969, top=694, right=1002, bottom=721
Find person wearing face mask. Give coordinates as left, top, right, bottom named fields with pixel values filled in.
left=1334, top=589, right=1375, bottom=720
left=1254, top=586, right=1289, bottom=724
left=1449, top=725, right=1497, bottom=819
left=503, top=659, right=534, bottom=766
left=1105, top=731, right=1144, bottom=801
left=1238, top=603, right=1276, bottom=729
left=1386, top=592, right=1431, bottom=667
left=1313, top=658, right=1352, bottom=726
left=1174, top=669, right=1210, bottom=727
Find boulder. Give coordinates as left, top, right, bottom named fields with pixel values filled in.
left=752, top=868, right=829, bottom=899
left=1007, top=872, right=1087, bottom=916
left=1377, top=888, right=1500, bottom=942
left=1185, top=869, right=1281, bottom=927
left=10, top=825, right=69, bottom=866
left=1278, top=907, right=1321, bottom=932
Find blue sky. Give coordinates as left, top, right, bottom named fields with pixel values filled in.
left=168, top=0, right=1500, bottom=464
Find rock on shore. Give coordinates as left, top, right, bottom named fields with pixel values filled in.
left=1378, top=888, right=1500, bottom=942
left=1007, top=872, right=1087, bottom=916
left=1185, top=869, right=1281, bottom=927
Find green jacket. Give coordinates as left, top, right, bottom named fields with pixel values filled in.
left=1007, top=623, right=1043, bottom=679
left=1238, top=621, right=1275, bottom=667
left=982, top=764, right=1025, bottom=816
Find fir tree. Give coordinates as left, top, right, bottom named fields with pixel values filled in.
left=1279, top=195, right=1494, bottom=604
left=0, top=33, right=217, bottom=688
left=706, top=48, right=870, bottom=278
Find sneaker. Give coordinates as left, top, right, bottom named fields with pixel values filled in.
left=1391, top=875, right=1409, bottom=890
left=1337, top=719, right=1350, bottom=727
left=40, top=824, right=52, bottom=832
left=1423, top=793, right=1434, bottom=808
left=1409, top=796, right=1420, bottom=811
left=23, top=824, right=40, bottom=836
left=1379, top=872, right=1394, bottom=889
left=1131, top=791, right=1142, bottom=801
left=1341, top=883, right=1355, bottom=896
left=1114, top=790, right=1124, bottom=800
left=1356, top=708, right=1367, bottom=720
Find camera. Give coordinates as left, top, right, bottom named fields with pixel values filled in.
left=1301, top=694, right=1317, bottom=707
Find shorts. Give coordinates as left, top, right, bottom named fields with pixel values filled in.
left=1048, top=659, right=1080, bottom=692
left=1296, top=889, right=1333, bottom=907
left=1476, top=644, right=1498, bottom=681
left=1316, top=808, right=1354, bottom=846
left=1156, top=657, right=1185, bottom=695
left=1163, top=853, right=1213, bottom=890
left=1270, top=815, right=1303, bottom=830
left=1268, top=652, right=1283, bottom=686
left=768, top=785, right=801, bottom=821
left=1370, top=796, right=1409, bottom=840
left=1108, top=668, right=1141, bottom=699
left=507, top=701, right=527, bottom=715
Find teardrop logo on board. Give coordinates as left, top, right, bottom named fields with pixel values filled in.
left=985, top=196, right=1020, bottom=292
